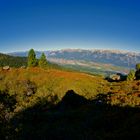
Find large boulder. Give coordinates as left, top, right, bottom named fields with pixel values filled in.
left=106, top=73, right=126, bottom=82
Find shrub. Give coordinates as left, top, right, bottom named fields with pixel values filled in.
left=135, top=63, right=140, bottom=80
left=136, top=63, right=140, bottom=71
left=127, top=70, right=135, bottom=81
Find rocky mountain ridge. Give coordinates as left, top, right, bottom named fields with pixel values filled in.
left=8, top=49, right=140, bottom=68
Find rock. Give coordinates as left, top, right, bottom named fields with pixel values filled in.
left=26, top=90, right=33, bottom=96
left=20, top=66, right=26, bottom=69
left=106, top=74, right=121, bottom=82
left=106, top=73, right=127, bottom=82
left=20, top=80, right=37, bottom=96
left=111, top=74, right=121, bottom=81
left=2, top=66, right=10, bottom=70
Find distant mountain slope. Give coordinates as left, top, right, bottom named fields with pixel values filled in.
left=9, top=49, right=140, bottom=69
left=0, top=53, right=27, bottom=67
left=47, top=49, right=140, bottom=68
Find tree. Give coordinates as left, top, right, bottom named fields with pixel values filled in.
left=135, top=63, right=140, bottom=80
left=136, top=63, right=140, bottom=71
left=127, top=70, right=135, bottom=81
left=27, top=49, right=37, bottom=67
left=38, top=53, right=47, bottom=68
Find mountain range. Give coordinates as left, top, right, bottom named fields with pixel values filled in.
left=8, top=49, right=140, bottom=67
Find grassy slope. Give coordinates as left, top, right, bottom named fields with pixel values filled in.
left=0, top=67, right=108, bottom=100
left=0, top=67, right=139, bottom=108
left=0, top=67, right=140, bottom=139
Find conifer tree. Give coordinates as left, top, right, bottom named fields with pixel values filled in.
left=27, top=49, right=37, bottom=67
left=39, top=53, right=47, bottom=68
left=135, top=63, right=140, bottom=80
left=136, top=63, right=140, bottom=71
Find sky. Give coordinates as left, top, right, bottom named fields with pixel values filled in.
left=0, top=0, right=140, bottom=53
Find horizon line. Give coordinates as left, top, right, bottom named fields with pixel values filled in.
left=3, top=48, right=140, bottom=54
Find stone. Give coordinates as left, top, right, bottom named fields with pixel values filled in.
left=2, top=66, right=10, bottom=70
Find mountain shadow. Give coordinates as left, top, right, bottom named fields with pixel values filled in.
left=2, top=90, right=140, bottom=140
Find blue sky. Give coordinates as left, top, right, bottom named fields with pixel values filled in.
left=0, top=0, right=140, bottom=53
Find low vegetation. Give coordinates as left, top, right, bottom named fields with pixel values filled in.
left=127, top=63, right=140, bottom=81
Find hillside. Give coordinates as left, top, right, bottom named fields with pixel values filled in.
left=0, top=52, right=65, bottom=71
left=0, top=53, right=27, bottom=67
left=0, top=67, right=140, bottom=139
